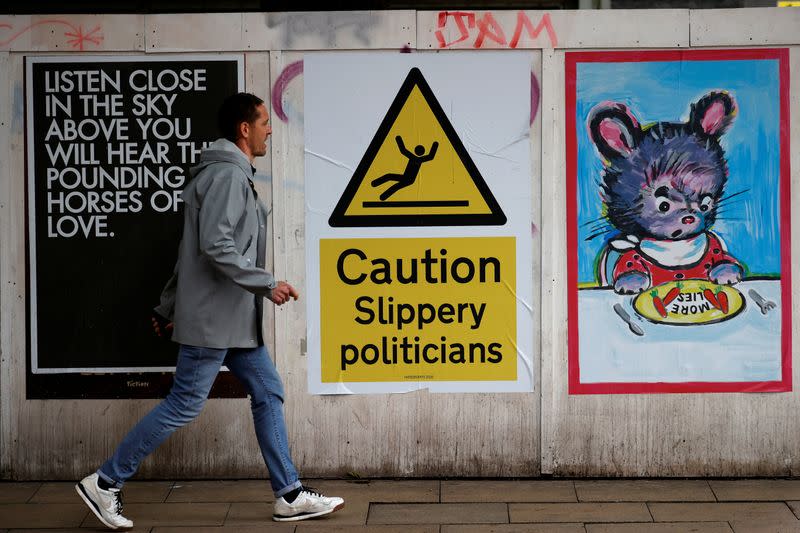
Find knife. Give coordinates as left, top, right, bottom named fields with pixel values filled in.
left=613, top=303, right=645, bottom=336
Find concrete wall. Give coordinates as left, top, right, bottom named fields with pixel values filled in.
left=1, top=8, right=798, bottom=480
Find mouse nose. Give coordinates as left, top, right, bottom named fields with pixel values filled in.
left=682, top=215, right=695, bottom=225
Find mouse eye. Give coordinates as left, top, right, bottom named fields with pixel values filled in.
left=700, top=196, right=712, bottom=212
left=658, top=201, right=670, bottom=213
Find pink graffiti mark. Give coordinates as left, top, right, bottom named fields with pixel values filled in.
left=272, top=60, right=303, bottom=123
left=436, top=11, right=558, bottom=49
left=531, top=72, right=540, bottom=125
left=272, top=59, right=540, bottom=126
left=0, top=19, right=103, bottom=50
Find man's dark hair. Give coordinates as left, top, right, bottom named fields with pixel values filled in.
left=218, top=92, right=264, bottom=143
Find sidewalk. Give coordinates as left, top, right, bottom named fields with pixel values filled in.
left=2, top=478, right=800, bottom=532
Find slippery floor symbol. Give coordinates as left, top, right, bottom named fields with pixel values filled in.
left=328, top=67, right=506, bottom=227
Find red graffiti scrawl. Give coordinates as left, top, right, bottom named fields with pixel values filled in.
left=0, top=19, right=103, bottom=50
left=435, top=11, right=558, bottom=49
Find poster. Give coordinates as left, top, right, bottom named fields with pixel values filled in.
left=26, top=54, right=244, bottom=398
left=566, top=49, right=791, bottom=394
left=305, top=52, right=533, bottom=394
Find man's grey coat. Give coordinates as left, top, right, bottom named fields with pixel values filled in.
left=155, top=138, right=276, bottom=348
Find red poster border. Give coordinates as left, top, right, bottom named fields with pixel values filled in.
left=565, top=48, right=792, bottom=395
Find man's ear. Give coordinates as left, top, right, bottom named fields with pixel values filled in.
left=238, top=120, right=249, bottom=141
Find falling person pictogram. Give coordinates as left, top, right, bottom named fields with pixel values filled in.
left=371, top=136, right=439, bottom=201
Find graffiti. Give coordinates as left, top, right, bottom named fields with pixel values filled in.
left=0, top=19, right=103, bottom=50
left=272, top=60, right=303, bottom=123
left=265, top=12, right=377, bottom=48
left=530, top=72, right=540, bottom=125
left=435, top=11, right=558, bottom=49
left=274, top=60, right=540, bottom=127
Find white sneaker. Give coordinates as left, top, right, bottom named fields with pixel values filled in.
left=75, top=473, right=134, bottom=530
left=273, top=487, right=345, bottom=522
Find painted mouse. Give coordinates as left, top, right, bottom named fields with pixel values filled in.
left=588, top=91, right=743, bottom=295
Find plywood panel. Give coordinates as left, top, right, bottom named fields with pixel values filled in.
left=271, top=50, right=539, bottom=478
left=691, top=8, right=800, bottom=47
left=146, top=14, right=243, bottom=52
left=245, top=11, right=415, bottom=51
left=541, top=48, right=800, bottom=477
left=1, top=8, right=798, bottom=481
left=0, top=51, right=11, bottom=478
left=0, top=15, right=143, bottom=52
left=417, top=10, right=688, bottom=50
left=247, top=53, right=277, bottom=361
left=1, top=53, right=29, bottom=479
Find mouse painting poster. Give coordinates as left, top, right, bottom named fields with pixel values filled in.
left=304, top=52, right=534, bottom=394
left=566, top=49, right=791, bottom=394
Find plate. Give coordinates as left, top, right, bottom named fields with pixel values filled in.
left=632, top=279, right=745, bottom=325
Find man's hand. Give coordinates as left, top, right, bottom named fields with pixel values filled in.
left=268, top=281, right=299, bottom=306
left=151, top=312, right=174, bottom=338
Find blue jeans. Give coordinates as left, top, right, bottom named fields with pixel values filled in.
left=97, top=344, right=302, bottom=497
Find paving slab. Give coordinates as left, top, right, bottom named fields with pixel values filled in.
left=443, top=480, right=576, bottom=503
left=510, top=502, right=652, bottom=523
left=576, top=480, right=715, bottom=502
left=0, top=483, right=41, bottom=504
left=442, top=525, right=586, bottom=533
left=711, top=480, right=800, bottom=501
left=153, top=527, right=293, bottom=532
left=0, top=503, right=88, bottom=528
left=587, top=523, right=733, bottom=532
left=788, top=501, right=800, bottom=517
left=167, top=480, right=273, bottom=503
left=297, top=526, right=439, bottom=533
left=305, top=479, right=439, bottom=502
left=730, top=520, right=800, bottom=533
left=12, top=529, right=150, bottom=533
left=32, top=481, right=173, bottom=503
left=369, top=503, right=509, bottom=524
left=649, top=502, right=798, bottom=522
left=81, top=502, right=229, bottom=528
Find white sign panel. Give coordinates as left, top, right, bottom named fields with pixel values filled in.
left=305, top=52, right=532, bottom=394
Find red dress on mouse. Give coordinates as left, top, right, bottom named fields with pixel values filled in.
left=610, top=232, right=740, bottom=287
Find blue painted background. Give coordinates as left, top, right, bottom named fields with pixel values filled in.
left=575, top=58, right=782, bottom=284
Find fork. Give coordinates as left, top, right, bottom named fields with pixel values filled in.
left=748, top=289, right=777, bottom=315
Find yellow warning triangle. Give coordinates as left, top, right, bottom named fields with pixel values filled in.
left=329, top=67, right=506, bottom=227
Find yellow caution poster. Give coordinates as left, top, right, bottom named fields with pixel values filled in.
left=321, top=237, right=516, bottom=382
left=305, top=53, right=533, bottom=394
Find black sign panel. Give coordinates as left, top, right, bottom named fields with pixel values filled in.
left=25, top=55, right=246, bottom=399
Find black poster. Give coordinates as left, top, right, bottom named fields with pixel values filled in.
left=25, top=55, right=247, bottom=399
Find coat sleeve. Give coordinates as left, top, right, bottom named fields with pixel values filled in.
left=197, top=172, right=277, bottom=296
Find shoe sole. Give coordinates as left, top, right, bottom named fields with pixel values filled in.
left=273, top=501, right=345, bottom=522
left=75, top=482, right=129, bottom=530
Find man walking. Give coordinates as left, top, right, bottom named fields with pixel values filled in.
left=76, top=93, right=343, bottom=529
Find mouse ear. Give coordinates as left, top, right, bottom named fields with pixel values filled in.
left=689, top=91, right=737, bottom=138
left=587, top=102, right=642, bottom=161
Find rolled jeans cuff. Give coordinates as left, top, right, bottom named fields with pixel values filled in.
left=96, top=469, right=123, bottom=490
left=274, top=479, right=302, bottom=498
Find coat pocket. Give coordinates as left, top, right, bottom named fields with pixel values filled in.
left=242, top=235, right=253, bottom=255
